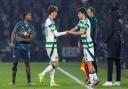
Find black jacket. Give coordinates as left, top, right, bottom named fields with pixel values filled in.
left=104, top=10, right=122, bottom=58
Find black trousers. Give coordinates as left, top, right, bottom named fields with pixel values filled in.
left=92, top=61, right=97, bottom=73
left=93, top=42, right=97, bottom=73
left=107, top=57, right=121, bottom=81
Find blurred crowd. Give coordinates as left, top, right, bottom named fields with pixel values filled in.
left=0, top=0, right=128, bottom=68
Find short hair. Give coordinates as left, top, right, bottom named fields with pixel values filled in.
left=23, top=11, right=31, bottom=20
left=88, top=7, right=95, bottom=13
left=48, top=5, right=58, bottom=14
left=77, top=7, right=86, bottom=14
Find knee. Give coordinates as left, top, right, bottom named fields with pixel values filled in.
left=12, top=62, right=18, bottom=71
left=86, top=61, right=92, bottom=66
left=51, top=61, right=59, bottom=68
left=25, top=60, right=30, bottom=67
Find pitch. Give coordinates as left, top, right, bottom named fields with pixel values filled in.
left=0, top=62, right=128, bottom=89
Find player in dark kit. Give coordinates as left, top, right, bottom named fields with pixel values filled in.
left=9, top=12, right=35, bottom=85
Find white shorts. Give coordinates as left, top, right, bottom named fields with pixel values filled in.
left=83, top=47, right=94, bottom=61
left=46, top=48, right=59, bottom=61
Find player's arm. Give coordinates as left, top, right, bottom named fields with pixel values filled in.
left=12, top=22, right=25, bottom=42
left=11, top=27, right=16, bottom=43
left=68, top=21, right=88, bottom=35
left=49, top=23, right=67, bottom=37
left=68, top=28, right=86, bottom=36
left=10, top=27, right=16, bottom=48
left=53, top=30, right=67, bottom=37
left=68, top=22, right=86, bottom=35
left=69, top=26, right=77, bottom=32
left=29, top=26, right=36, bottom=42
left=68, top=26, right=86, bottom=35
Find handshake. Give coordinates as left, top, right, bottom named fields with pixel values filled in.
left=66, top=30, right=74, bottom=35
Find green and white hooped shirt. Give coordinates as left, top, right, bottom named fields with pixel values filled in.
left=45, top=18, right=57, bottom=48
left=76, top=18, right=93, bottom=49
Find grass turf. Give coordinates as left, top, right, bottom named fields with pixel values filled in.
left=0, top=62, right=128, bottom=89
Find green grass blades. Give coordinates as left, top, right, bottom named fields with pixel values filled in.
left=0, top=62, right=128, bottom=89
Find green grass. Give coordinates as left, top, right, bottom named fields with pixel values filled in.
left=0, top=62, right=128, bottom=89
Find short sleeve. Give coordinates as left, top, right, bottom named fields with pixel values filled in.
left=29, top=25, right=35, bottom=35
left=45, top=19, right=57, bottom=32
left=48, top=22, right=56, bottom=32
left=15, top=22, right=21, bottom=31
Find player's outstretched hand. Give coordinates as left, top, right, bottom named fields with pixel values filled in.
left=67, top=31, right=72, bottom=34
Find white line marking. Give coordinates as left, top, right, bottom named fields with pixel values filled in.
left=57, top=67, right=93, bottom=89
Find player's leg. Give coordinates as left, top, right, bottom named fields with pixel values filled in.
left=39, top=48, right=57, bottom=76
left=50, top=68, right=55, bottom=82
left=10, top=49, right=19, bottom=85
left=86, top=61, right=97, bottom=81
left=24, top=60, right=31, bottom=83
left=84, top=48, right=99, bottom=86
left=81, top=59, right=90, bottom=83
left=83, top=63, right=89, bottom=81
left=11, top=60, right=18, bottom=84
left=50, top=60, right=60, bottom=86
left=86, top=62, right=100, bottom=87
left=103, top=57, right=113, bottom=86
left=93, top=42, right=97, bottom=73
left=23, top=50, right=32, bottom=84
left=39, top=60, right=58, bottom=78
left=92, top=61, right=97, bottom=73
left=81, top=49, right=90, bottom=83
left=39, top=48, right=59, bottom=86
left=50, top=60, right=59, bottom=79
left=107, top=58, right=113, bottom=82
left=49, top=48, right=60, bottom=86
left=113, top=58, right=121, bottom=86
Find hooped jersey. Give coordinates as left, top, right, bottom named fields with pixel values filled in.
left=76, top=18, right=93, bottom=49
left=45, top=18, right=57, bottom=48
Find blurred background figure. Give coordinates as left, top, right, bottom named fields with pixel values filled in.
left=87, top=7, right=97, bottom=73
left=103, top=5, right=122, bottom=86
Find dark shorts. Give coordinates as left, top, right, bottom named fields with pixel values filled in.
left=13, top=48, right=30, bottom=61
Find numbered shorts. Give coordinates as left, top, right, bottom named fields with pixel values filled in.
left=83, top=47, right=94, bottom=61
left=46, top=48, right=59, bottom=61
